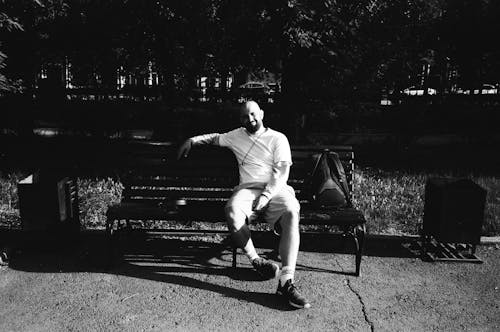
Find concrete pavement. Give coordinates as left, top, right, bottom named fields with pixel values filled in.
left=0, top=232, right=499, bottom=331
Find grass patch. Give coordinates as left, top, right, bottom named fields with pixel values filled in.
left=354, top=168, right=500, bottom=236
left=0, top=173, right=22, bottom=229
left=354, top=168, right=426, bottom=236
left=0, top=170, right=499, bottom=236
left=472, top=175, right=500, bottom=236
left=77, top=178, right=123, bottom=229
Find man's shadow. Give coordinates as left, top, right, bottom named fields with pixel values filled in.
left=5, top=229, right=422, bottom=310
left=6, top=230, right=297, bottom=310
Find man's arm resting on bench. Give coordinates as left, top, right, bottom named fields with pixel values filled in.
left=177, top=133, right=220, bottom=159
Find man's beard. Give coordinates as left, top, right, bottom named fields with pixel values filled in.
left=245, top=121, right=260, bottom=133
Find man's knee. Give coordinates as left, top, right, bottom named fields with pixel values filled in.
left=279, top=209, right=300, bottom=230
left=224, top=205, right=246, bottom=230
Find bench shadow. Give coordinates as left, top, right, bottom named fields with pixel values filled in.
left=252, top=231, right=421, bottom=276
left=255, top=231, right=421, bottom=259
left=3, top=229, right=422, bottom=309
left=5, top=232, right=299, bottom=311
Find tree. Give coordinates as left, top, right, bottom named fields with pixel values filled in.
left=1, top=0, right=69, bottom=94
left=0, top=0, right=42, bottom=92
left=4, top=0, right=497, bottom=106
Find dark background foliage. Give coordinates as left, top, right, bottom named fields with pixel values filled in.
left=1, top=1, right=499, bottom=101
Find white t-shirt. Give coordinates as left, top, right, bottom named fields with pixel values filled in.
left=217, top=127, right=292, bottom=185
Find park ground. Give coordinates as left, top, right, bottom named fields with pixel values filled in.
left=0, top=232, right=499, bottom=331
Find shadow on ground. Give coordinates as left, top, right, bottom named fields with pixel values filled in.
left=1, top=229, right=421, bottom=310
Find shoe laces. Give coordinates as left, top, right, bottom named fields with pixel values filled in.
left=285, top=281, right=300, bottom=294
left=252, top=257, right=265, bottom=267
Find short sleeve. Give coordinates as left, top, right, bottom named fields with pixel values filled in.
left=217, top=128, right=240, bottom=148
left=273, top=133, right=292, bottom=166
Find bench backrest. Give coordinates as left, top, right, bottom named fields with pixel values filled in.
left=120, top=141, right=354, bottom=212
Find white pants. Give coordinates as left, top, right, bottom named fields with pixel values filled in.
left=225, top=184, right=300, bottom=225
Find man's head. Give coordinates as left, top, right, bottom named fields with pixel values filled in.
left=240, top=101, right=264, bottom=133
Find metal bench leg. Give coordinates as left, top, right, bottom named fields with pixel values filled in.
left=340, top=225, right=349, bottom=250
left=354, top=224, right=366, bottom=277
left=232, top=247, right=237, bottom=269
left=105, top=217, right=116, bottom=267
left=220, top=234, right=238, bottom=269
left=105, top=216, right=124, bottom=267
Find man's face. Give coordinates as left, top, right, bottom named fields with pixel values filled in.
left=240, top=103, right=264, bottom=133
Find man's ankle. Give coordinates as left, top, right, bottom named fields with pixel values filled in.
left=279, top=266, right=295, bottom=285
left=246, top=251, right=259, bottom=263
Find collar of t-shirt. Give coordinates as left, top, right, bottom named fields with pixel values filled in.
left=244, top=126, right=267, bottom=137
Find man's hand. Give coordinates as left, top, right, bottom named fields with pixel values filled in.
left=252, top=194, right=270, bottom=213
left=177, top=139, right=193, bottom=160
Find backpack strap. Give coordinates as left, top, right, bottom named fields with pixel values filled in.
left=326, top=152, right=352, bottom=207
left=307, top=152, right=324, bottom=200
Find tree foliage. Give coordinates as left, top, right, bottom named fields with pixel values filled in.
left=0, top=0, right=29, bottom=92
left=1, top=0, right=499, bottom=103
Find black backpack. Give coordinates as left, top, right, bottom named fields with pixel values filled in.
left=308, top=151, right=352, bottom=208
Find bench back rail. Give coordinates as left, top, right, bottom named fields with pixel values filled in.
left=120, top=142, right=355, bottom=221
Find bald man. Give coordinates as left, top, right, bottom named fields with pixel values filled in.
left=177, top=101, right=310, bottom=309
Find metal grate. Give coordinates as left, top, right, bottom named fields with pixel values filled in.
left=420, top=236, right=482, bottom=263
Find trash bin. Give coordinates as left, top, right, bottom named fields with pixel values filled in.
left=423, top=177, right=486, bottom=244
left=421, top=177, right=487, bottom=263
left=18, top=171, right=80, bottom=232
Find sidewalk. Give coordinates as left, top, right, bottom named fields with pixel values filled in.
left=0, top=232, right=499, bottom=331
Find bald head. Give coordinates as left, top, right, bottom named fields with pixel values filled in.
left=241, top=100, right=260, bottom=113
left=240, top=101, right=264, bottom=133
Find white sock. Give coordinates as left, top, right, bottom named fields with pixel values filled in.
left=244, top=240, right=259, bottom=262
left=280, top=266, right=294, bottom=285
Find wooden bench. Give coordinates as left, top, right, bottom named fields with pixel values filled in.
left=106, top=141, right=367, bottom=276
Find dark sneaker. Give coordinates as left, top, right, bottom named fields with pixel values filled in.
left=251, top=257, right=279, bottom=280
left=276, top=279, right=311, bottom=309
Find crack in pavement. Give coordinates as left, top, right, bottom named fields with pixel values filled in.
left=334, top=257, right=375, bottom=332
left=345, top=278, right=375, bottom=332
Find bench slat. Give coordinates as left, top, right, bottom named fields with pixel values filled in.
left=292, top=145, right=353, bottom=152
left=292, top=150, right=354, bottom=161
left=124, top=178, right=239, bottom=188
left=300, top=208, right=366, bottom=226
left=124, top=197, right=229, bottom=204
left=127, top=159, right=238, bottom=170
left=108, top=201, right=227, bottom=221
left=124, top=188, right=233, bottom=199
left=125, top=163, right=353, bottom=181
left=108, top=202, right=365, bottom=226
left=107, top=203, right=179, bottom=220
left=125, top=168, right=238, bottom=177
